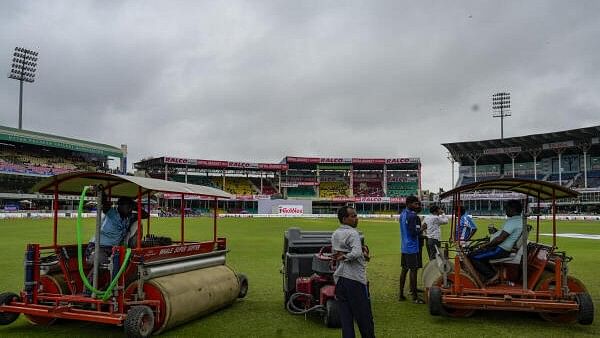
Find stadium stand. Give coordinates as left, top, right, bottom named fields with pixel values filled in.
left=211, top=177, right=256, bottom=196
left=353, top=181, right=383, bottom=197
left=0, top=125, right=125, bottom=200
left=319, top=181, right=350, bottom=198
left=287, top=186, right=316, bottom=198
left=443, top=124, right=600, bottom=213
left=386, top=181, right=418, bottom=197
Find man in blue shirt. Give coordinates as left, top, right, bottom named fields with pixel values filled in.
left=456, top=206, right=477, bottom=243
left=468, top=200, right=523, bottom=284
left=398, top=195, right=424, bottom=304
left=85, top=196, right=147, bottom=281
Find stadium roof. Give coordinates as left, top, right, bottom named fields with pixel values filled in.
left=0, top=125, right=124, bottom=158
left=442, top=125, right=600, bottom=165
left=439, top=178, right=579, bottom=200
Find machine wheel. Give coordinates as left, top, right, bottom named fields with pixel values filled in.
left=535, top=274, right=588, bottom=323
left=25, top=274, right=66, bottom=325
left=432, top=274, right=476, bottom=318
left=0, top=292, right=20, bottom=325
left=428, top=286, right=443, bottom=316
left=576, top=293, right=594, bottom=325
left=323, top=299, right=341, bottom=328
left=124, top=305, right=155, bottom=338
left=238, top=274, right=249, bottom=298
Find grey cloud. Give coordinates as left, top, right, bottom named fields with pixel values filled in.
left=1, top=1, right=600, bottom=191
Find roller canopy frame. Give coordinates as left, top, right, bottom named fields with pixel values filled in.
left=0, top=171, right=245, bottom=335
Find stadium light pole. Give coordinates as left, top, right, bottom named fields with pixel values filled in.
left=492, top=92, right=511, bottom=140
left=8, top=47, right=39, bottom=130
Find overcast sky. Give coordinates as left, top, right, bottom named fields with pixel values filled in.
left=1, top=1, right=599, bottom=191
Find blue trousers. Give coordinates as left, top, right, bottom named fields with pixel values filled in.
left=469, top=246, right=510, bottom=280
left=335, top=277, right=375, bottom=338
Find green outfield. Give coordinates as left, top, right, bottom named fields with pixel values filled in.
left=0, top=216, right=598, bottom=337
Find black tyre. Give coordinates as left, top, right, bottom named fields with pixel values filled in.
left=124, top=305, right=155, bottom=338
left=238, top=274, right=249, bottom=299
left=576, top=293, right=594, bottom=325
left=324, top=299, right=341, bottom=328
left=428, top=287, right=443, bottom=316
left=0, top=292, right=20, bottom=325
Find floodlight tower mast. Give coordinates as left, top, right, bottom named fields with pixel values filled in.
left=8, top=47, right=39, bottom=130
left=492, top=92, right=511, bottom=140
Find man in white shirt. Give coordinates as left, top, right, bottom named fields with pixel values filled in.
left=422, top=205, right=449, bottom=260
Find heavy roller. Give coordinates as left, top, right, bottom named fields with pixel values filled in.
left=0, top=172, right=249, bottom=337
left=425, top=178, right=593, bottom=325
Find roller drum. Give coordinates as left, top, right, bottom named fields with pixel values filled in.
left=145, top=265, right=241, bottom=333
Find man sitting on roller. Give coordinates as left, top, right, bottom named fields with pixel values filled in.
left=468, top=200, right=523, bottom=284
left=84, top=196, right=148, bottom=294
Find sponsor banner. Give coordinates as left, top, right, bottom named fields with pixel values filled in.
left=542, top=140, right=574, bottom=150
left=278, top=205, right=304, bottom=215
left=162, top=193, right=207, bottom=200
left=320, top=158, right=352, bottom=164
left=282, top=181, right=318, bottom=187
left=196, top=159, right=229, bottom=168
left=385, top=158, right=420, bottom=164
left=163, top=193, right=269, bottom=201
left=228, top=161, right=258, bottom=169
left=353, top=177, right=382, bottom=182
left=482, top=146, right=522, bottom=155
left=164, top=157, right=195, bottom=165
left=331, top=197, right=355, bottom=202
left=235, top=195, right=257, bottom=201
left=352, top=158, right=386, bottom=165
left=388, top=177, right=418, bottom=182
left=258, top=163, right=288, bottom=170
left=327, top=196, right=406, bottom=203
left=286, top=157, right=321, bottom=164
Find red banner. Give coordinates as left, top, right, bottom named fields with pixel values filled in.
left=385, top=158, right=420, bottom=164
left=320, top=158, right=352, bottom=164
left=164, top=157, right=194, bottom=165
left=286, top=157, right=321, bottom=164
left=196, top=159, right=229, bottom=168
left=352, top=158, right=386, bottom=164
left=258, top=163, right=289, bottom=170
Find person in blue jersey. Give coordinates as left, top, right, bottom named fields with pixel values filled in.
left=456, top=206, right=477, bottom=243
left=398, top=196, right=425, bottom=304
left=332, top=205, right=375, bottom=338
left=468, top=200, right=523, bottom=284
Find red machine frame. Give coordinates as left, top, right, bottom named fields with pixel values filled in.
left=428, top=178, right=594, bottom=325
left=0, top=172, right=235, bottom=333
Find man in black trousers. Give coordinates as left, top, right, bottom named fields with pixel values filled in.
left=332, top=205, right=375, bottom=338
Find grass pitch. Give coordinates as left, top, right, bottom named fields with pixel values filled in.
left=0, top=216, right=598, bottom=337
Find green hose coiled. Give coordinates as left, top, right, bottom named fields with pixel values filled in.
left=76, top=186, right=132, bottom=300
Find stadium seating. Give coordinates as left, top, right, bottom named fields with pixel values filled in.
left=0, top=148, right=99, bottom=176
left=287, top=186, right=316, bottom=198
left=386, top=181, right=418, bottom=197
left=211, top=177, right=256, bottom=196
left=319, top=181, right=350, bottom=198
left=249, top=178, right=277, bottom=195
left=353, top=181, right=383, bottom=197
left=171, top=175, right=217, bottom=188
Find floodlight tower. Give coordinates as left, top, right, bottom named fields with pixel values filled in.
left=492, top=92, right=511, bottom=140
left=8, top=47, right=39, bottom=130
